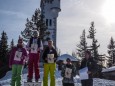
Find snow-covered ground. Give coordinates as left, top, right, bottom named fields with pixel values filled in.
left=0, top=67, right=115, bottom=86
left=0, top=68, right=80, bottom=86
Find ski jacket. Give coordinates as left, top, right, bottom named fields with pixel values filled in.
left=80, top=58, right=98, bottom=78
left=27, top=37, right=43, bottom=52
left=61, top=63, right=76, bottom=83
left=9, top=47, right=27, bottom=66
left=29, top=37, right=40, bottom=48
left=42, top=47, right=58, bottom=63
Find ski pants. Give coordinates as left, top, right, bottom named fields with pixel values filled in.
left=43, top=63, right=56, bottom=86
left=28, top=53, right=40, bottom=80
left=11, top=64, right=23, bottom=86
left=81, top=79, right=93, bottom=86
left=63, top=83, right=75, bottom=86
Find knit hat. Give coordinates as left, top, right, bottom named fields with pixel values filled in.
left=66, top=58, right=71, bottom=62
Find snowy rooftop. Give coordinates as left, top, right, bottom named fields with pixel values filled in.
left=102, top=66, right=115, bottom=73
left=57, top=54, right=79, bottom=61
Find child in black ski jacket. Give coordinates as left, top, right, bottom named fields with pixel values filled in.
left=80, top=50, right=98, bottom=86
left=61, top=58, right=76, bottom=86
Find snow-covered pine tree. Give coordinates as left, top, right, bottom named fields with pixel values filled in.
left=21, top=8, right=47, bottom=42
left=87, top=21, right=100, bottom=61
left=77, top=29, right=87, bottom=58
left=107, top=37, right=115, bottom=67
left=21, top=18, right=33, bottom=42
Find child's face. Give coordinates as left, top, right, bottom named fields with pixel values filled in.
left=85, top=53, right=90, bottom=59
left=18, top=41, right=23, bottom=46
left=48, top=41, right=53, bottom=47
left=66, top=60, right=71, bottom=64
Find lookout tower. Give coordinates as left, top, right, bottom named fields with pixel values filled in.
left=40, top=0, right=61, bottom=47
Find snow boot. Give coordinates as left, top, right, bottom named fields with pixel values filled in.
left=35, top=79, right=39, bottom=82
left=27, top=78, right=32, bottom=82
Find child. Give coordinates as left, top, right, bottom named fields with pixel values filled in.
left=80, top=50, right=97, bottom=86
left=61, top=58, right=76, bottom=86
left=27, top=30, right=43, bottom=82
left=42, top=40, right=58, bottom=86
left=9, top=38, right=27, bottom=86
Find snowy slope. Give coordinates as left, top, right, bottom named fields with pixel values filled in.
left=0, top=67, right=115, bottom=86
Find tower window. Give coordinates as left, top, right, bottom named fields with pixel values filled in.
left=49, top=19, right=52, bottom=26
left=45, top=0, right=53, bottom=3
left=46, top=19, right=48, bottom=26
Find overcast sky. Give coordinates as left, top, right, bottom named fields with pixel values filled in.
left=0, top=0, right=115, bottom=55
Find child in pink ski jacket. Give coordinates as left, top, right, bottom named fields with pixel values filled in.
left=9, top=38, right=28, bottom=86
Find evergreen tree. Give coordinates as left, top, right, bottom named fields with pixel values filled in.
left=77, top=29, right=87, bottom=58
left=107, top=37, right=115, bottom=67
left=10, top=39, right=14, bottom=50
left=21, top=18, right=33, bottom=42
left=0, top=31, right=8, bottom=65
left=21, top=8, right=47, bottom=42
left=87, top=22, right=100, bottom=60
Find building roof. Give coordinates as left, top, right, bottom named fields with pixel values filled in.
left=102, top=66, right=115, bottom=73
left=57, top=54, right=79, bottom=61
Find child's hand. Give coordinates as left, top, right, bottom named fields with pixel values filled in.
left=9, top=65, right=12, bottom=68
left=87, top=71, right=91, bottom=74
left=45, top=58, right=48, bottom=60
left=25, top=56, right=29, bottom=61
left=25, top=61, right=28, bottom=65
left=37, top=48, right=40, bottom=51
left=27, top=48, right=31, bottom=51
